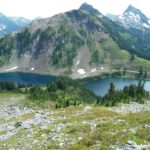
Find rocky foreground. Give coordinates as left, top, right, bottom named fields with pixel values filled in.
left=0, top=93, right=150, bottom=150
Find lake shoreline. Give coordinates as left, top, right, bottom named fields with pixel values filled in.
left=84, top=76, right=150, bottom=96
left=79, top=72, right=150, bottom=83
left=0, top=71, right=149, bottom=96
left=0, top=70, right=150, bottom=85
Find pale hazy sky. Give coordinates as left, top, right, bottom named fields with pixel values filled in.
left=0, top=0, right=150, bottom=19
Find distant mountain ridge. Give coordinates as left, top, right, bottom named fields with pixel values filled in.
left=0, top=13, right=19, bottom=36
left=0, top=13, right=31, bottom=36
left=106, top=13, right=117, bottom=21
left=9, top=17, right=31, bottom=27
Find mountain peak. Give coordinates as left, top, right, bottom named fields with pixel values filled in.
left=79, top=3, right=103, bottom=17
left=80, top=2, right=92, bottom=8
left=126, top=5, right=137, bottom=11
left=125, top=5, right=142, bottom=14
left=118, top=5, right=150, bottom=29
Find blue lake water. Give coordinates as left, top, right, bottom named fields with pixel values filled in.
left=0, top=72, right=56, bottom=85
left=0, top=72, right=149, bottom=96
left=84, top=77, right=150, bottom=96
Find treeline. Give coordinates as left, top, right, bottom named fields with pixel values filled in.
left=0, top=81, right=17, bottom=91
left=99, top=81, right=149, bottom=106
left=0, top=81, right=33, bottom=92
left=26, top=77, right=150, bottom=107
left=29, top=76, right=98, bottom=108
left=0, top=76, right=149, bottom=108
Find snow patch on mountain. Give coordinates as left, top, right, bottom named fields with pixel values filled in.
left=0, top=24, right=6, bottom=31
left=77, top=69, right=85, bottom=75
left=91, top=68, right=96, bottom=73
left=143, top=23, right=150, bottom=28
left=31, top=67, right=35, bottom=71
left=128, top=12, right=140, bottom=22
left=118, top=15, right=124, bottom=20
left=5, top=66, right=18, bottom=72
left=117, top=5, right=150, bottom=30
left=76, top=60, right=80, bottom=65
left=118, top=12, right=141, bottom=24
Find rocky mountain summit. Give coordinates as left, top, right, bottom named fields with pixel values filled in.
left=117, top=5, right=150, bottom=30
left=79, top=3, right=103, bottom=18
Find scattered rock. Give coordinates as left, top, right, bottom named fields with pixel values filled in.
left=110, top=101, right=150, bottom=113
left=83, top=120, right=96, bottom=130
left=59, top=142, right=66, bottom=147
left=129, top=128, right=137, bottom=134
left=33, top=139, right=38, bottom=144
left=117, top=140, right=150, bottom=150
left=127, top=140, right=137, bottom=147
left=143, top=124, right=150, bottom=128
left=84, top=106, right=92, bottom=111
left=78, top=137, right=82, bottom=140
left=0, top=96, right=150, bottom=149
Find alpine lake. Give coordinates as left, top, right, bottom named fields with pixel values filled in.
left=0, top=72, right=150, bottom=96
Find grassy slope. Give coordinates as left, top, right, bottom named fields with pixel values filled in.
left=0, top=93, right=149, bottom=149
left=98, top=35, right=150, bottom=71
